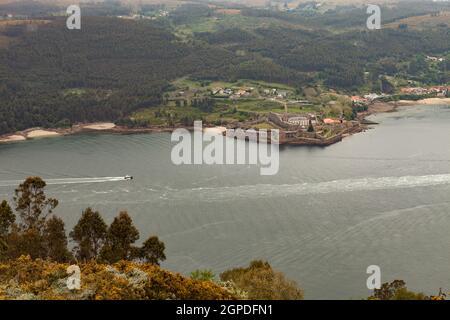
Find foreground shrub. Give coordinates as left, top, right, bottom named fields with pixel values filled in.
left=367, top=280, right=446, bottom=300
left=0, top=256, right=236, bottom=300
left=220, top=260, right=304, bottom=300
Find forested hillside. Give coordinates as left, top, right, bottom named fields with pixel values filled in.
left=0, top=16, right=308, bottom=134
left=0, top=1, right=449, bottom=135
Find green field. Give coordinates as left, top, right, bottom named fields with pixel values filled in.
left=128, top=77, right=351, bottom=127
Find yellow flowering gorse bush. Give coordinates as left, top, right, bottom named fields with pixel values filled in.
left=0, top=256, right=236, bottom=300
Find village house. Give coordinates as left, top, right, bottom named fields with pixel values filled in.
left=323, top=118, right=342, bottom=125
left=211, top=88, right=222, bottom=95
left=400, top=87, right=428, bottom=95
left=277, top=91, right=288, bottom=98
left=295, top=100, right=312, bottom=105
left=429, top=86, right=449, bottom=96
left=426, top=56, right=445, bottom=62
left=363, top=93, right=384, bottom=101
left=212, top=88, right=233, bottom=96
left=400, top=86, right=449, bottom=96
left=351, top=96, right=369, bottom=107
left=235, top=89, right=248, bottom=97
left=223, top=88, right=233, bottom=95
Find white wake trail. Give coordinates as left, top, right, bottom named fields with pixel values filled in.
left=0, top=177, right=126, bottom=187
left=173, top=173, right=450, bottom=201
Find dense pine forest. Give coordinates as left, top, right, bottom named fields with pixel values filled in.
left=0, top=0, right=449, bottom=134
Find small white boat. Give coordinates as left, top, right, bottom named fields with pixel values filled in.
left=124, top=175, right=133, bottom=180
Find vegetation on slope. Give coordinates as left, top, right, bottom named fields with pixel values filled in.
left=220, top=260, right=304, bottom=300
left=0, top=255, right=236, bottom=300
left=367, top=280, right=446, bottom=301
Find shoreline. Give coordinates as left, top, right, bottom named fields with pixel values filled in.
left=358, top=97, right=450, bottom=120
left=0, top=122, right=184, bottom=144
left=1, top=97, right=449, bottom=146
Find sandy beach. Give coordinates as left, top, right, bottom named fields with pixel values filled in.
left=417, top=97, right=450, bottom=105
left=26, top=129, right=61, bottom=138
left=397, top=97, right=450, bottom=106
left=204, top=126, right=227, bottom=135
left=0, top=135, right=27, bottom=143
left=0, top=123, right=120, bottom=144
left=360, top=97, right=450, bottom=119
left=82, top=123, right=116, bottom=130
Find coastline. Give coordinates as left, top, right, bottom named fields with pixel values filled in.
left=0, top=122, right=191, bottom=145
left=1, top=97, right=449, bottom=146
left=358, top=97, right=450, bottom=120
left=395, top=97, right=450, bottom=106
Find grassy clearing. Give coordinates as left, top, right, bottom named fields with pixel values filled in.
left=172, top=77, right=295, bottom=92
left=130, top=78, right=344, bottom=127
left=252, top=122, right=277, bottom=130
left=234, top=99, right=316, bottom=114
left=130, top=103, right=249, bottom=126
left=174, top=13, right=308, bottom=40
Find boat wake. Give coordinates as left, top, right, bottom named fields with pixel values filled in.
left=0, top=177, right=126, bottom=187
left=171, top=173, right=450, bottom=201
left=2, top=174, right=450, bottom=201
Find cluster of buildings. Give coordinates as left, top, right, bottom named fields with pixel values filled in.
left=278, top=1, right=323, bottom=13
left=400, top=86, right=449, bottom=96
left=0, top=13, right=28, bottom=20
left=351, top=85, right=450, bottom=107
left=117, top=10, right=169, bottom=20
left=351, top=93, right=387, bottom=107
left=262, top=88, right=289, bottom=99
left=323, top=118, right=342, bottom=124
left=204, top=86, right=293, bottom=100
left=426, top=56, right=445, bottom=63
left=210, top=87, right=254, bottom=99
left=351, top=96, right=369, bottom=107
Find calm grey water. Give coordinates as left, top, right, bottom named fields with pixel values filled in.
left=1, top=104, right=450, bottom=299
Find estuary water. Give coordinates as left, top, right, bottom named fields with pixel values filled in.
left=1, top=104, right=450, bottom=299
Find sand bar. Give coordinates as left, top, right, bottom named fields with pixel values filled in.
left=416, top=98, right=450, bottom=105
